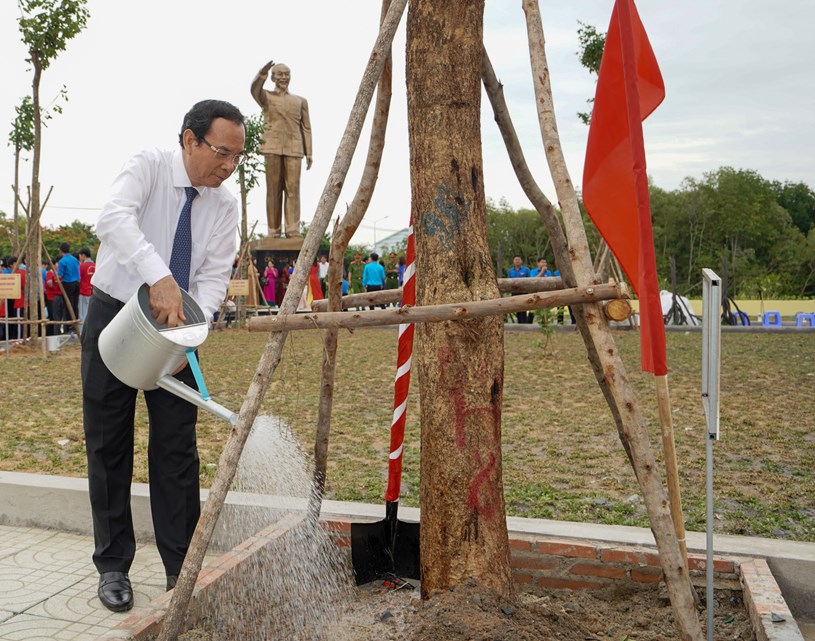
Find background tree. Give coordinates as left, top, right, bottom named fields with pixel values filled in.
left=575, top=21, right=605, bottom=125
left=486, top=200, right=551, bottom=275
left=407, top=0, right=513, bottom=600
left=8, top=96, right=35, bottom=255
left=772, top=180, right=815, bottom=235
left=235, top=113, right=265, bottom=250
left=16, top=0, right=89, bottom=325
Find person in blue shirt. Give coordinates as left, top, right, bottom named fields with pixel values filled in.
left=507, top=255, right=533, bottom=323
left=57, top=242, right=81, bottom=334
left=362, top=252, right=387, bottom=309
left=531, top=257, right=559, bottom=278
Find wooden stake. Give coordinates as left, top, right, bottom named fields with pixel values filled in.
left=250, top=283, right=625, bottom=332
left=521, top=3, right=701, bottom=639
left=157, top=2, right=408, bottom=638
left=309, top=275, right=602, bottom=311
left=309, top=0, right=395, bottom=521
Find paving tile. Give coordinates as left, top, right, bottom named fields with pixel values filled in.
left=0, top=608, right=15, bottom=623
left=0, top=526, right=58, bottom=561
left=26, top=574, right=165, bottom=628
left=8, top=531, right=94, bottom=577
left=0, top=613, right=111, bottom=640
left=0, top=562, right=87, bottom=613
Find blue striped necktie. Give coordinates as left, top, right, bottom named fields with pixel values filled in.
left=169, top=186, right=198, bottom=291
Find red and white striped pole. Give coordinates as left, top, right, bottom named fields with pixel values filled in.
left=385, top=222, right=415, bottom=503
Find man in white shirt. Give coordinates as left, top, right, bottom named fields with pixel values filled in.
left=81, top=100, right=245, bottom=613
left=317, top=254, right=329, bottom=295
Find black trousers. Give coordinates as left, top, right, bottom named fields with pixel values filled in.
left=81, top=292, right=200, bottom=576
left=365, top=284, right=385, bottom=310
left=61, top=281, right=80, bottom=331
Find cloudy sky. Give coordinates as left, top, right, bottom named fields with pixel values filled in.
left=1, top=0, right=813, bottom=248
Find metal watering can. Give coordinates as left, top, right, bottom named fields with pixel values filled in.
left=98, top=284, right=238, bottom=425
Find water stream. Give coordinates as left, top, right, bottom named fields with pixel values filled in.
left=198, top=415, right=355, bottom=640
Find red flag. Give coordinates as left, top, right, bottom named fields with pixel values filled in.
left=582, top=0, right=666, bottom=375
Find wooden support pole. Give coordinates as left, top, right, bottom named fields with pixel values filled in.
left=157, top=2, right=408, bottom=638
left=308, top=275, right=610, bottom=311
left=249, top=283, right=626, bottom=332
left=309, top=0, right=395, bottom=521
left=521, top=3, right=702, bottom=640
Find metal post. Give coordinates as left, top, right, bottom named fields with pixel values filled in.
left=701, top=268, right=721, bottom=641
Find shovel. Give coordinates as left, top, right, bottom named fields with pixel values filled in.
left=350, top=465, right=421, bottom=585
left=350, top=226, right=420, bottom=585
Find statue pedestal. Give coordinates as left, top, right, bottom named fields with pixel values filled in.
left=250, top=236, right=305, bottom=252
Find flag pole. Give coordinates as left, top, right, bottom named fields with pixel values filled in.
left=615, top=0, right=691, bottom=575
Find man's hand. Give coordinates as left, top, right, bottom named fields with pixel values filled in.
left=306, top=156, right=313, bottom=170
left=149, top=276, right=186, bottom=328
left=261, top=59, right=275, bottom=75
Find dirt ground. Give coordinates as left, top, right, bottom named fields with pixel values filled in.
left=178, top=579, right=755, bottom=641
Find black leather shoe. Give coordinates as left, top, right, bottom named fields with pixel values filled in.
left=166, top=574, right=178, bottom=591
left=98, top=571, right=133, bottom=612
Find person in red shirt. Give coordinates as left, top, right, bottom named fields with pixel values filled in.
left=44, top=260, right=61, bottom=336
left=78, top=247, right=95, bottom=326
left=12, top=259, right=26, bottom=340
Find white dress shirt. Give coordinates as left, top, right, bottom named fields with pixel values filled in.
left=92, top=148, right=238, bottom=321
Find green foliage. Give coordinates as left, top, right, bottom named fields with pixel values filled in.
left=772, top=180, right=815, bottom=234
left=235, top=113, right=265, bottom=194
left=9, top=88, right=69, bottom=154
left=531, top=307, right=557, bottom=352
left=0, top=213, right=97, bottom=260
left=575, top=21, right=606, bottom=125
left=651, top=167, right=815, bottom=297
left=487, top=199, right=555, bottom=276
left=9, top=96, right=35, bottom=153
left=17, top=0, right=90, bottom=70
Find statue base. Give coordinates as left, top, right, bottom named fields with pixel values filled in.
left=250, top=235, right=305, bottom=251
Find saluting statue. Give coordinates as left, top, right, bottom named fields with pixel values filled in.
left=251, top=61, right=313, bottom=239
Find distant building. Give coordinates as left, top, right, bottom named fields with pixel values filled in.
left=374, top=228, right=409, bottom=256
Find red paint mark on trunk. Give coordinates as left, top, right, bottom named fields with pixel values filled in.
left=467, top=452, right=497, bottom=520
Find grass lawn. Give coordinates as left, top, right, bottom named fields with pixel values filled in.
left=1, top=326, right=813, bottom=542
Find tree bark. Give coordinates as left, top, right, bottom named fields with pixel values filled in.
left=407, top=0, right=513, bottom=600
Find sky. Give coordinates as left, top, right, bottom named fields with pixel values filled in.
left=1, top=0, right=813, bottom=249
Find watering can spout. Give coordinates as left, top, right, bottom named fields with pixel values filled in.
left=155, top=376, right=238, bottom=425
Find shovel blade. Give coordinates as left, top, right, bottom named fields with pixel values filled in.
left=350, top=518, right=421, bottom=585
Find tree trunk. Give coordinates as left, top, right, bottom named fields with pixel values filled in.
left=407, top=0, right=513, bottom=600
left=25, top=54, right=43, bottom=332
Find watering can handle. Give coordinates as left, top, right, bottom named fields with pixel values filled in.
left=156, top=375, right=238, bottom=425
left=185, top=350, right=210, bottom=401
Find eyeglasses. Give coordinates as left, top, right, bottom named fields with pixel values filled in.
left=200, top=137, right=246, bottom=167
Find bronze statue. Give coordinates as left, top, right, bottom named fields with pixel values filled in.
left=251, top=61, right=313, bottom=239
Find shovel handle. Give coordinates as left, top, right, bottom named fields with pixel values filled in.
left=385, top=225, right=416, bottom=503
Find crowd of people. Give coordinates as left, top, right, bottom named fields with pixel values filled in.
left=0, top=242, right=95, bottom=341
left=251, top=250, right=408, bottom=308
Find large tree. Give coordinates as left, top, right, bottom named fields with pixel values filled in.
left=406, top=0, right=513, bottom=599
